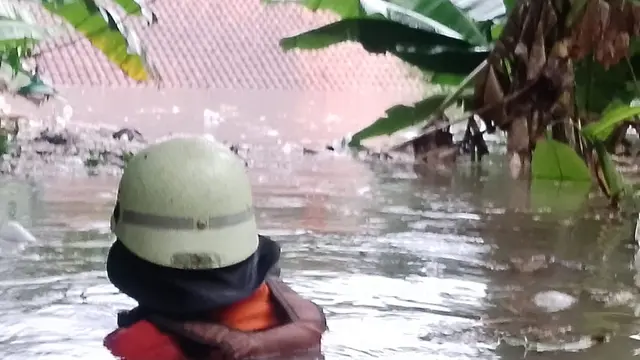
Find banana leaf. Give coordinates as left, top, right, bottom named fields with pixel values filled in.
left=111, top=0, right=157, bottom=24
left=42, top=0, right=152, bottom=81
left=349, top=93, right=474, bottom=145
left=582, top=104, right=640, bottom=142
left=263, top=0, right=365, bottom=18
left=368, top=0, right=489, bottom=45
left=593, top=142, right=625, bottom=200
left=280, top=17, right=488, bottom=75
left=531, top=138, right=591, bottom=182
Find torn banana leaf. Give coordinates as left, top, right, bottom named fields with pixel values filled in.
left=43, top=0, right=153, bottom=81
left=280, top=17, right=488, bottom=75
left=262, top=0, right=365, bottom=18
left=349, top=93, right=453, bottom=146
left=361, top=0, right=489, bottom=45
left=111, top=0, right=157, bottom=24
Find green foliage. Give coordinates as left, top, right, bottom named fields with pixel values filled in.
left=280, top=16, right=474, bottom=51
left=528, top=108, right=631, bottom=201
left=351, top=63, right=479, bottom=146
left=592, top=141, right=625, bottom=200
left=349, top=93, right=450, bottom=146
left=0, top=0, right=156, bottom=104
left=582, top=103, right=640, bottom=142
left=272, top=0, right=491, bottom=145
left=531, top=138, right=592, bottom=182
left=429, top=73, right=466, bottom=86
left=280, top=16, right=488, bottom=75
left=263, top=0, right=365, bottom=18
left=0, top=20, right=53, bottom=51
left=573, top=56, right=640, bottom=114
left=528, top=122, right=629, bottom=201
left=274, top=0, right=638, bottom=207
left=0, top=132, right=7, bottom=156
left=502, top=0, right=517, bottom=13
left=112, top=0, right=156, bottom=21
left=42, top=0, right=156, bottom=82
left=530, top=180, right=591, bottom=214
left=383, top=0, right=489, bottom=45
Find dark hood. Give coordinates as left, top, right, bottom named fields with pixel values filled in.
left=107, top=234, right=280, bottom=317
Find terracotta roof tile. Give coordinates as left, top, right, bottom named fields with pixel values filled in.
left=28, top=1, right=425, bottom=93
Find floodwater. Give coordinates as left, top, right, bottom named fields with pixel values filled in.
left=1, top=89, right=640, bottom=359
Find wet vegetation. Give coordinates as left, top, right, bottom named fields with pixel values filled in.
left=0, top=0, right=157, bottom=165
left=0, top=0, right=156, bottom=104
left=265, top=0, right=640, bottom=210
left=0, top=1, right=638, bottom=356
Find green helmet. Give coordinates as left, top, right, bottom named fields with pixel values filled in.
left=110, top=137, right=258, bottom=270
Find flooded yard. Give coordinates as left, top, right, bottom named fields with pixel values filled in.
left=0, top=89, right=639, bottom=359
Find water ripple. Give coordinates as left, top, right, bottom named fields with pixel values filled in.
left=0, top=155, right=635, bottom=360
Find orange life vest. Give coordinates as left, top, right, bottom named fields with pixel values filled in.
left=104, top=278, right=327, bottom=360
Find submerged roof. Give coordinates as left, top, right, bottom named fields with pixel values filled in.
left=32, top=0, right=425, bottom=92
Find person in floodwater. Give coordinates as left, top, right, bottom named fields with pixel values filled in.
left=103, top=137, right=327, bottom=360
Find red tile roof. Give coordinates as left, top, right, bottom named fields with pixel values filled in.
left=30, top=0, right=425, bottom=93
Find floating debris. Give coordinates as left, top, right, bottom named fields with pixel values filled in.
left=0, top=120, right=249, bottom=177
left=500, top=333, right=610, bottom=353
left=533, top=291, right=578, bottom=313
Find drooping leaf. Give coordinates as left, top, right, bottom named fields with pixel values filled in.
left=43, top=0, right=151, bottom=81
left=396, top=48, right=488, bottom=74
left=582, top=104, right=640, bottom=142
left=263, top=0, right=365, bottom=18
left=280, top=17, right=474, bottom=50
left=349, top=93, right=449, bottom=145
left=490, top=21, right=504, bottom=40
left=531, top=139, right=592, bottom=182
left=280, top=17, right=488, bottom=74
left=593, top=142, right=625, bottom=200
left=0, top=19, right=57, bottom=52
left=111, top=0, right=157, bottom=24
left=381, top=0, right=489, bottom=45
left=530, top=179, right=591, bottom=214
left=502, top=0, right=516, bottom=13
left=600, top=98, right=627, bottom=115
left=385, top=60, right=486, bottom=151
left=4, top=47, right=21, bottom=76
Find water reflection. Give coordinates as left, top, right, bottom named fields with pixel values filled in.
left=0, top=147, right=637, bottom=359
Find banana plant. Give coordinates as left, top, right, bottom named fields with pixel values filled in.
left=265, top=0, right=502, bottom=145
left=0, top=0, right=157, bottom=104
left=41, top=0, right=158, bottom=82
left=268, top=0, right=640, bottom=208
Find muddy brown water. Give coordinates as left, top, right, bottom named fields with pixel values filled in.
left=1, top=89, right=640, bottom=359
